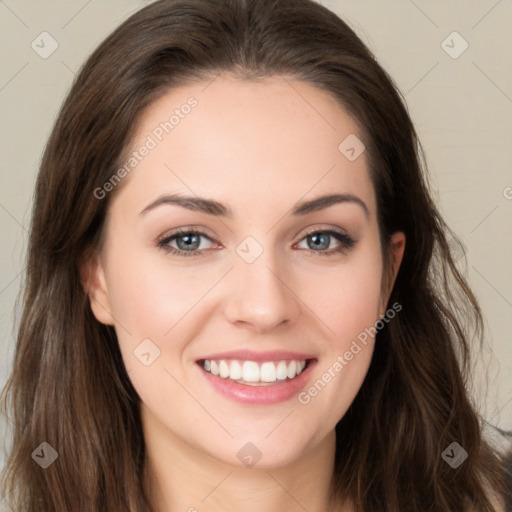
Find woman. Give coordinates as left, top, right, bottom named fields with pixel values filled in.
left=1, top=0, right=509, bottom=510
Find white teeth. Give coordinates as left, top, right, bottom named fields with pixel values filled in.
left=276, top=361, right=288, bottom=380
left=242, top=361, right=260, bottom=382
left=229, top=360, right=243, bottom=380
left=202, top=358, right=309, bottom=384
left=260, top=362, right=276, bottom=382
left=287, top=361, right=297, bottom=379
left=219, top=360, right=230, bottom=378
left=210, top=360, right=219, bottom=376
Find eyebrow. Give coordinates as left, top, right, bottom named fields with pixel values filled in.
left=140, top=193, right=369, bottom=219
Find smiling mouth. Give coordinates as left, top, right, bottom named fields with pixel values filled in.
left=197, top=358, right=314, bottom=386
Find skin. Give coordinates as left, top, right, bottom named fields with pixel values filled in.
left=84, top=74, right=405, bottom=512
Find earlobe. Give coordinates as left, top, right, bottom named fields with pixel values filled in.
left=80, top=253, right=115, bottom=326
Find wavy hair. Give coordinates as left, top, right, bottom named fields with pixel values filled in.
left=1, top=0, right=509, bottom=510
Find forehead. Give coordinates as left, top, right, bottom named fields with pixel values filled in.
left=112, top=74, right=376, bottom=217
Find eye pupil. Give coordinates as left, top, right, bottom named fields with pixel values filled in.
left=177, top=233, right=200, bottom=250
left=309, top=233, right=329, bottom=250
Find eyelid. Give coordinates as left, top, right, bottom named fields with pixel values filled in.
left=293, top=226, right=357, bottom=254
left=299, top=224, right=351, bottom=239
left=156, top=225, right=217, bottom=244
left=157, top=224, right=357, bottom=256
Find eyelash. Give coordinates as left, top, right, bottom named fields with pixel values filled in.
left=157, top=227, right=357, bottom=258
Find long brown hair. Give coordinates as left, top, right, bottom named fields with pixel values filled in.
left=1, top=0, right=508, bottom=510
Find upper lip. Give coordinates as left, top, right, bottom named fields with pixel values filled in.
left=196, top=349, right=316, bottom=363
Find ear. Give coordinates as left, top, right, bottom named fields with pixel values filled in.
left=80, top=251, right=115, bottom=326
left=380, top=231, right=405, bottom=312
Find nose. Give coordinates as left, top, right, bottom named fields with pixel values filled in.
left=224, top=249, right=301, bottom=334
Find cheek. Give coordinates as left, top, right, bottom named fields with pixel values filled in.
left=104, top=237, right=209, bottom=335
left=104, top=251, right=212, bottom=412
left=295, top=243, right=383, bottom=419
left=101, top=232, right=217, bottom=386
left=300, top=250, right=384, bottom=344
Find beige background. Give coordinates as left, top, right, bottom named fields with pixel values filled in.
left=1, top=0, right=511, bottom=499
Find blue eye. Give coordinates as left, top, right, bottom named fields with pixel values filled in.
left=158, top=229, right=215, bottom=257
left=157, top=228, right=356, bottom=257
left=296, top=229, right=356, bottom=256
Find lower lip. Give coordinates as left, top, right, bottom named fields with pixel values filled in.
left=197, top=360, right=317, bottom=405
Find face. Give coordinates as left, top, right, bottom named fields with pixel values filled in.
left=85, top=74, right=404, bottom=468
